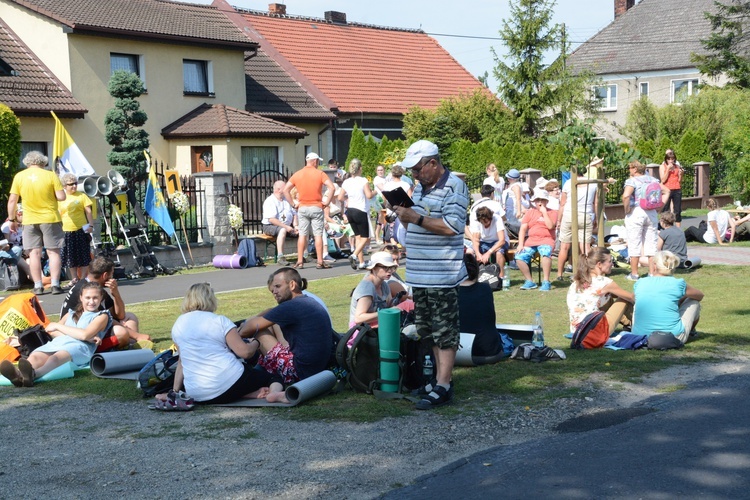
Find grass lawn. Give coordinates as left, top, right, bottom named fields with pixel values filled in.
left=38, top=260, right=749, bottom=422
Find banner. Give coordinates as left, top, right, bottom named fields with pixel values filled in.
left=51, top=111, right=95, bottom=177
left=143, top=151, right=175, bottom=237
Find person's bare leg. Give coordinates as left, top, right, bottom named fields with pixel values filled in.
left=265, top=382, right=288, bottom=403
left=47, top=248, right=62, bottom=284
left=557, top=242, right=570, bottom=278
left=629, top=257, right=639, bottom=277
left=28, top=247, right=43, bottom=284
left=541, top=256, right=552, bottom=282
left=354, top=235, right=368, bottom=265
left=516, top=259, right=532, bottom=282
left=296, top=232, right=307, bottom=265
left=28, top=350, right=71, bottom=378
left=276, top=228, right=287, bottom=257
left=496, top=251, right=506, bottom=277
left=433, top=345, right=455, bottom=387
left=314, top=235, right=324, bottom=265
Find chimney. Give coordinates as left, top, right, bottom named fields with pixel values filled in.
left=324, top=11, right=347, bottom=24
left=268, top=3, right=286, bottom=16
left=615, top=0, right=635, bottom=18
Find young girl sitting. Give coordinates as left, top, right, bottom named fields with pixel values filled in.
left=1, top=282, right=112, bottom=387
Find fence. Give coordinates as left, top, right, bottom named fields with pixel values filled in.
left=229, top=166, right=291, bottom=236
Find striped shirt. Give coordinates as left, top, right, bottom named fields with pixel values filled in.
left=405, top=169, right=469, bottom=288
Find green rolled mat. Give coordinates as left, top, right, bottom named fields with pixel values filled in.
left=0, top=361, right=75, bottom=386
left=378, top=308, right=401, bottom=392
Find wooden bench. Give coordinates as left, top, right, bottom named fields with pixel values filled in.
left=249, top=233, right=278, bottom=262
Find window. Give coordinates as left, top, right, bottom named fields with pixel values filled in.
left=19, top=142, right=48, bottom=169
left=183, top=59, right=213, bottom=96
left=593, top=84, right=617, bottom=111
left=241, top=147, right=279, bottom=176
left=672, top=78, right=699, bottom=103
left=639, top=82, right=649, bottom=98
left=110, top=53, right=140, bottom=76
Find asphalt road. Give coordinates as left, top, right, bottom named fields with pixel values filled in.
left=385, top=365, right=750, bottom=499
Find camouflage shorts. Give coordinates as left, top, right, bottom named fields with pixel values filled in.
left=413, top=286, right=460, bottom=349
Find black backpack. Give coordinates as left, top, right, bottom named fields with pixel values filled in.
left=336, top=323, right=382, bottom=393
left=0, top=260, right=20, bottom=291
left=478, top=263, right=502, bottom=291
left=137, top=349, right=179, bottom=398
left=16, top=325, right=52, bottom=359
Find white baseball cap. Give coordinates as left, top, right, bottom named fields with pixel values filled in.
left=306, top=152, right=322, bottom=162
left=531, top=188, right=549, bottom=201
left=402, top=140, right=439, bottom=169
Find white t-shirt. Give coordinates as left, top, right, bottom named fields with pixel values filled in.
left=483, top=176, right=505, bottom=201
left=341, top=176, right=370, bottom=212
left=171, top=311, right=244, bottom=402
left=261, top=195, right=294, bottom=226
left=470, top=214, right=507, bottom=243
left=373, top=175, right=387, bottom=194
left=562, top=178, right=597, bottom=215
left=469, top=198, right=504, bottom=226
left=704, top=209, right=731, bottom=244
left=546, top=197, right=560, bottom=211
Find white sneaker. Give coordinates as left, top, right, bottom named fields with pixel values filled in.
left=626, top=274, right=639, bottom=281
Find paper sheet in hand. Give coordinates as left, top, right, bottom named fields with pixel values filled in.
left=381, top=187, right=414, bottom=208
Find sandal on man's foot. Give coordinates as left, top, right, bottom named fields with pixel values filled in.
left=415, top=384, right=454, bottom=410
left=0, top=360, right=23, bottom=387
left=411, top=378, right=437, bottom=397
left=17, top=358, right=35, bottom=387
left=316, top=261, right=332, bottom=269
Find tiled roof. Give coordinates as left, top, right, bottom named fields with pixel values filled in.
left=568, top=0, right=720, bottom=74
left=7, top=0, right=256, bottom=48
left=237, top=8, right=484, bottom=114
left=161, top=103, right=308, bottom=138
left=0, top=18, right=85, bottom=116
left=244, top=48, right=336, bottom=120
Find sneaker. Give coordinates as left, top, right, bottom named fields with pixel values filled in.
left=32, top=287, right=46, bottom=295
left=625, top=274, right=640, bottom=281
left=349, top=255, right=358, bottom=270
left=51, top=285, right=65, bottom=295
left=415, top=384, right=454, bottom=410
left=323, top=255, right=336, bottom=263
left=519, top=280, right=538, bottom=290
left=540, top=280, right=552, bottom=291
left=277, top=255, right=289, bottom=266
left=565, top=264, right=573, bottom=272
left=357, top=262, right=367, bottom=270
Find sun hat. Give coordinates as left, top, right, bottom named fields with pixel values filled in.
left=365, top=251, right=399, bottom=270
left=402, top=140, right=439, bottom=169
left=531, top=188, right=549, bottom=201
left=520, top=182, right=531, bottom=192
left=535, top=177, right=549, bottom=189
left=306, top=152, right=322, bottom=162
left=506, top=168, right=521, bottom=179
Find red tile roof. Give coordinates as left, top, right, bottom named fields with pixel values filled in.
left=7, top=0, right=256, bottom=49
left=0, top=18, right=86, bottom=116
left=161, top=103, right=308, bottom=138
left=236, top=8, right=484, bottom=115
left=244, top=48, right=336, bottom=120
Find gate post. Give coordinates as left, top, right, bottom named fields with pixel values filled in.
left=194, top=172, right=234, bottom=255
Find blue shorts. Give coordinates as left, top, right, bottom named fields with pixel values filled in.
left=515, top=244, right=553, bottom=264
left=480, top=240, right=509, bottom=255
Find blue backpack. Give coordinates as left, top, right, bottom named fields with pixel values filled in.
left=237, top=239, right=264, bottom=267
left=137, top=349, right=179, bottom=397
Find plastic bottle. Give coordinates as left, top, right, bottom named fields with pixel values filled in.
left=422, top=355, right=434, bottom=382
left=502, top=264, right=511, bottom=291
left=532, top=311, right=545, bottom=347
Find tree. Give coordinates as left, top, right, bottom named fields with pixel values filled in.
left=345, top=124, right=366, bottom=169
left=692, top=0, right=750, bottom=88
left=0, top=103, right=21, bottom=210
left=105, top=70, right=149, bottom=178
left=493, top=0, right=594, bottom=137
left=622, top=97, right=658, bottom=146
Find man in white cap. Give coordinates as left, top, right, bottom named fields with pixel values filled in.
left=393, top=140, right=469, bottom=410
left=284, top=153, right=335, bottom=269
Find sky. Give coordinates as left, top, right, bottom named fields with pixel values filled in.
left=190, top=0, right=622, bottom=90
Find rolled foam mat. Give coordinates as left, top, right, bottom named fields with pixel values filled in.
left=377, top=308, right=401, bottom=392
left=0, top=361, right=75, bottom=386
left=212, top=369, right=337, bottom=407
left=90, top=349, right=155, bottom=379
left=683, top=256, right=701, bottom=269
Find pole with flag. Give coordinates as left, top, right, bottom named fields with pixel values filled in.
left=51, top=111, right=95, bottom=177
left=143, top=151, right=187, bottom=265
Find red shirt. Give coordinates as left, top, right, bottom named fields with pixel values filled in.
left=522, top=207, right=557, bottom=246
left=289, top=166, right=328, bottom=208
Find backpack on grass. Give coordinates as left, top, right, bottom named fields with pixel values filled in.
left=478, top=263, right=502, bottom=291
left=638, top=179, right=664, bottom=210
left=16, top=324, right=53, bottom=359
left=336, top=323, right=381, bottom=393
left=237, top=238, right=264, bottom=268
left=137, top=349, right=179, bottom=398
left=570, top=311, right=609, bottom=349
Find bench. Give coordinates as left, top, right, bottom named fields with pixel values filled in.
left=249, top=233, right=278, bottom=262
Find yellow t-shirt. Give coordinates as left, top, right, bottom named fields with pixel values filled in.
left=58, top=191, right=93, bottom=231
left=9, top=168, right=64, bottom=224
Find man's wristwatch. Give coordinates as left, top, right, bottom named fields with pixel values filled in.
left=417, top=215, right=425, bottom=226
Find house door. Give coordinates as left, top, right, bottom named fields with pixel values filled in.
left=192, top=146, right=213, bottom=173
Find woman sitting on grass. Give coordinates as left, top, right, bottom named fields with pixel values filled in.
left=348, top=251, right=397, bottom=328
left=684, top=198, right=736, bottom=245
left=632, top=251, right=703, bottom=344
left=567, top=247, right=634, bottom=337
left=0, top=282, right=111, bottom=387
left=168, top=282, right=287, bottom=404
left=458, top=253, right=501, bottom=358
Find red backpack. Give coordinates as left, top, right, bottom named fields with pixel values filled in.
left=570, top=311, right=610, bottom=349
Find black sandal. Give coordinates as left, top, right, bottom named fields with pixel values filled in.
left=415, top=384, right=454, bottom=410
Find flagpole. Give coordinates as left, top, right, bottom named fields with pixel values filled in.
left=180, top=214, right=195, bottom=266
left=173, top=233, right=188, bottom=266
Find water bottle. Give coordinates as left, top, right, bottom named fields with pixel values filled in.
left=532, top=311, right=545, bottom=347
left=422, top=355, right=434, bottom=382
left=502, top=264, right=511, bottom=291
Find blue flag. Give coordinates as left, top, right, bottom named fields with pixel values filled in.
left=143, top=151, right=175, bottom=237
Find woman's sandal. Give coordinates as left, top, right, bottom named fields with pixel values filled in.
left=148, top=390, right=196, bottom=411
left=292, top=262, right=304, bottom=269
left=316, top=261, right=332, bottom=269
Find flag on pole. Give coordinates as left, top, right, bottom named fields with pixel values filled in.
left=143, top=150, right=175, bottom=237
left=51, top=111, right=95, bottom=177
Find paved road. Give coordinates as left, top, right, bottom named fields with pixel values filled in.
left=385, top=365, right=750, bottom=499
left=33, top=258, right=361, bottom=315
